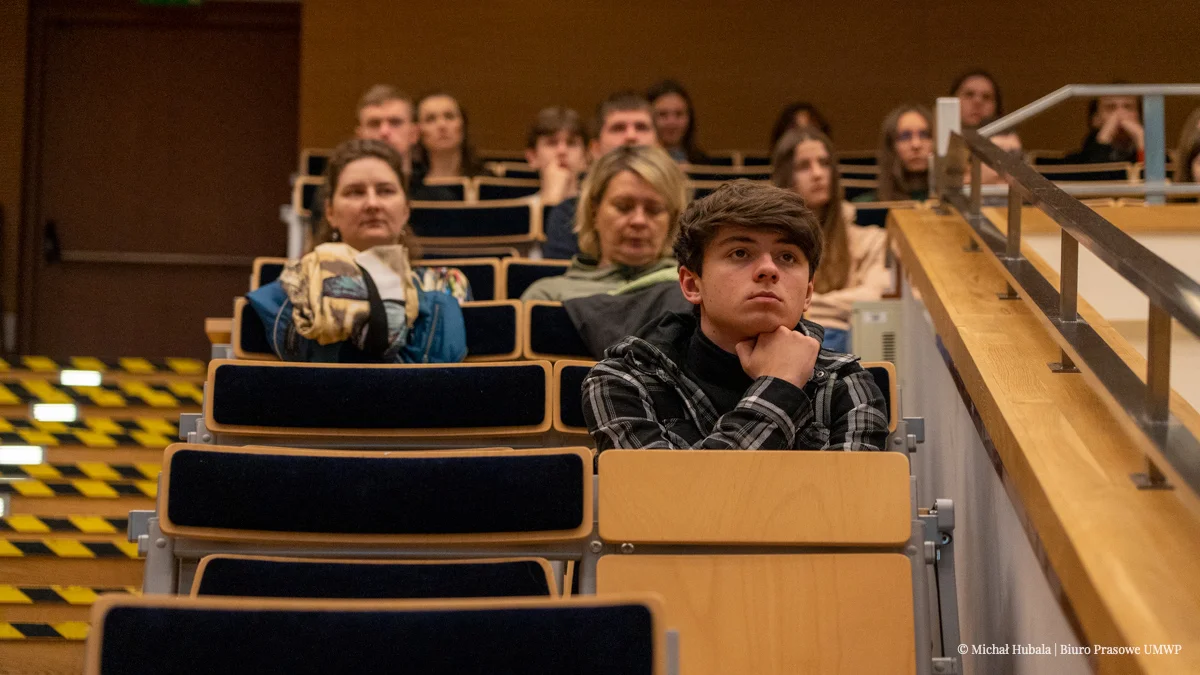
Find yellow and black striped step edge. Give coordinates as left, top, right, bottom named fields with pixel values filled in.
left=0, top=356, right=204, bottom=375
left=1, top=515, right=130, bottom=534
left=0, top=379, right=203, bottom=408
left=0, top=585, right=139, bottom=605
left=0, top=416, right=177, bottom=447
left=0, top=479, right=156, bottom=499
left=0, top=462, right=161, bottom=481
left=0, top=621, right=89, bottom=640
left=0, top=538, right=141, bottom=558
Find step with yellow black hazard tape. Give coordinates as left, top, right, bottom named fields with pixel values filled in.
left=0, top=585, right=138, bottom=606
left=0, top=621, right=89, bottom=640
left=0, top=479, right=156, bottom=499
left=0, top=516, right=130, bottom=534
left=0, top=356, right=205, bottom=376
left=0, top=462, right=160, bottom=481
left=0, top=538, right=140, bottom=559
left=0, top=378, right=203, bottom=409
left=0, top=416, right=178, bottom=448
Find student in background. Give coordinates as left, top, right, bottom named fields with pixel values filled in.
left=1173, top=108, right=1200, bottom=185
left=769, top=101, right=833, bottom=152
left=247, top=139, right=470, bottom=364
left=1066, top=94, right=1144, bottom=164
left=410, top=92, right=482, bottom=200
left=542, top=92, right=660, bottom=259
left=951, top=69, right=1003, bottom=129
left=521, top=145, right=686, bottom=301
left=355, top=85, right=420, bottom=179
left=582, top=180, right=888, bottom=451
left=647, top=79, right=709, bottom=165
left=854, top=104, right=934, bottom=202
left=771, top=127, right=890, bottom=353
left=978, top=127, right=1024, bottom=185
left=524, top=107, right=589, bottom=206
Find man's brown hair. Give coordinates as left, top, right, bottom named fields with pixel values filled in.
left=590, top=91, right=654, bottom=139
left=356, top=84, right=414, bottom=118
left=674, top=180, right=822, bottom=278
left=526, top=106, right=587, bottom=149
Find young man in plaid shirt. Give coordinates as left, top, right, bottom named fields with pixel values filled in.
left=582, top=180, right=888, bottom=451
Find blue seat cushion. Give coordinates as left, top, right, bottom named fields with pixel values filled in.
left=99, top=602, right=654, bottom=674
left=209, top=362, right=545, bottom=429
left=528, top=305, right=589, bottom=357
left=195, top=558, right=552, bottom=599
left=166, top=448, right=584, bottom=535
left=462, top=304, right=517, bottom=357
left=506, top=263, right=568, bottom=299
left=558, top=365, right=590, bottom=429
left=411, top=205, right=531, bottom=239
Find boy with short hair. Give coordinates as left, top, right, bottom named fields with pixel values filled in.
left=583, top=180, right=888, bottom=451
left=524, top=107, right=589, bottom=206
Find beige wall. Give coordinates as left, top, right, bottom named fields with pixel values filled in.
left=301, top=0, right=1200, bottom=154
left=0, top=0, right=28, bottom=337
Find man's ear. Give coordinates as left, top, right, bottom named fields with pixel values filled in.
left=588, top=139, right=602, bottom=162
left=801, top=278, right=815, bottom=314
left=524, top=148, right=540, bottom=168
left=679, top=266, right=703, bottom=306
left=406, top=124, right=420, bottom=150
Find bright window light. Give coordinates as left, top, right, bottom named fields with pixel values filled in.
left=32, top=403, right=78, bottom=423
left=60, top=369, right=103, bottom=387
left=0, top=446, right=45, bottom=465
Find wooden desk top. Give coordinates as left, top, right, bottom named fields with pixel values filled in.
left=890, top=208, right=1200, bottom=674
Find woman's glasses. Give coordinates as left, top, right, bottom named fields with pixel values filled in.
left=896, top=129, right=933, bottom=142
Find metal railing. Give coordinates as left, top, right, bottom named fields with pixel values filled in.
left=936, top=118, right=1200, bottom=495
left=977, top=83, right=1200, bottom=204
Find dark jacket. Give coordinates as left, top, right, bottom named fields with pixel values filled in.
left=1065, top=129, right=1140, bottom=164
left=582, top=312, right=889, bottom=451
left=563, top=283, right=694, bottom=359
left=541, top=197, right=579, bottom=259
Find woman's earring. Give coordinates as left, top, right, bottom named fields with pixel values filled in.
left=331, top=229, right=341, bottom=242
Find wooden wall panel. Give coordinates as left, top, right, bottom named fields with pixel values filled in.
left=301, top=0, right=1200, bottom=154
left=0, top=0, right=29, bottom=348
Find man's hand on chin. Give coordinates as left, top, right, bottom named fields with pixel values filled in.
left=735, top=325, right=820, bottom=389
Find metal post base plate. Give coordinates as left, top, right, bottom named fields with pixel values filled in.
left=1130, top=472, right=1174, bottom=490
left=1048, top=362, right=1079, bottom=373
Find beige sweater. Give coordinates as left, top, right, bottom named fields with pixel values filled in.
left=806, top=224, right=891, bottom=332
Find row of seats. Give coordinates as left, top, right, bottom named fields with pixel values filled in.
left=190, top=358, right=896, bottom=447
left=289, top=187, right=917, bottom=248
left=115, top=441, right=933, bottom=674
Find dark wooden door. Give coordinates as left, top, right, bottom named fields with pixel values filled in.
left=23, top=0, right=298, bottom=358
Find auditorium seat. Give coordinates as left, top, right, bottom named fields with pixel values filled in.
left=593, top=450, right=919, bottom=675
left=475, top=176, right=541, bottom=200
left=836, top=150, right=879, bottom=166
left=229, top=298, right=523, bottom=363
left=417, top=176, right=472, bottom=201
left=841, top=178, right=878, bottom=202
left=202, top=359, right=552, bottom=446
left=1037, top=162, right=1133, bottom=182
left=838, top=163, right=880, bottom=181
left=853, top=200, right=916, bottom=227
left=501, top=258, right=570, bottom=299
left=298, top=148, right=331, bottom=177
left=478, top=150, right=527, bottom=164
left=191, top=554, right=558, bottom=599
left=684, top=165, right=773, bottom=182
left=421, top=245, right=520, bottom=260
left=553, top=360, right=595, bottom=438
left=412, top=257, right=500, bottom=301
left=522, top=302, right=591, bottom=360
left=249, top=257, right=286, bottom=291
left=409, top=197, right=542, bottom=248
left=698, top=151, right=737, bottom=166
left=291, top=177, right=324, bottom=220
left=86, top=594, right=666, bottom=674
left=740, top=152, right=771, bottom=166
left=861, top=361, right=899, bottom=436
left=146, top=443, right=592, bottom=592
left=484, top=161, right=540, bottom=180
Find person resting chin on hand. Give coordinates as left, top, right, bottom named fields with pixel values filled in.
left=582, top=180, right=888, bottom=452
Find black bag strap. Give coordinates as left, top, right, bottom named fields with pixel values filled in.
left=357, top=263, right=391, bottom=361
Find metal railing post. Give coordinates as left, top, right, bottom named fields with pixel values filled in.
left=1142, top=95, right=1167, bottom=205
left=999, top=186, right=1022, bottom=299
left=1049, top=231, right=1079, bottom=373
left=1132, top=304, right=1174, bottom=489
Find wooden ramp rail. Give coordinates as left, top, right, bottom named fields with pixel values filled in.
left=890, top=206, right=1200, bottom=674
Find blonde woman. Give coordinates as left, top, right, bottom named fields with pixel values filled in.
left=771, top=127, right=890, bottom=352
left=522, top=145, right=688, bottom=301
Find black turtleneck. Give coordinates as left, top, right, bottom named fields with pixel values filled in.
left=681, top=327, right=754, bottom=417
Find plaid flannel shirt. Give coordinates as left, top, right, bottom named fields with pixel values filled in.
left=583, top=313, right=888, bottom=451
